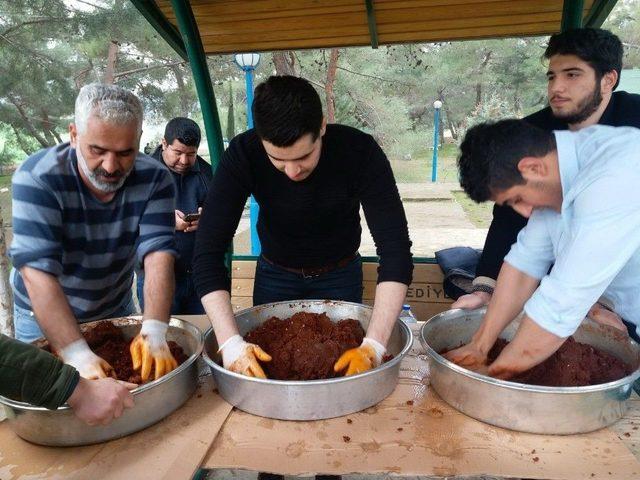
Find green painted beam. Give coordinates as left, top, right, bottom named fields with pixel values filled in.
left=169, top=0, right=225, bottom=171
left=365, top=0, right=379, bottom=49
left=584, top=0, right=620, bottom=28
left=169, top=0, right=231, bottom=268
left=130, top=0, right=188, bottom=61
left=561, top=0, right=584, bottom=31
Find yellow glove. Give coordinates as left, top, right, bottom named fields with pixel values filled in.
left=334, top=337, right=385, bottom=376
left=218, top=334, right=272, bottom=378
left=130, top=320, right=178, bottom=381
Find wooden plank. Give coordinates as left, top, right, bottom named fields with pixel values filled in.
left=231, top=296, right=253, bottom=312
left=203, top=322, right=640, bottom=477
left=233, top=261, right=446, bottom=283
left=610, top=392, right=640, bottom=459
left=0, top=375, right=232, bottom=480
left=231, top=260, right=257, bottom=279
left=156, top=0, right=595, bottom=55
left=198, top=11, right=555, bottom=46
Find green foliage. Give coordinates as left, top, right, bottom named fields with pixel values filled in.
left=3, top=0, right=640, bottom=167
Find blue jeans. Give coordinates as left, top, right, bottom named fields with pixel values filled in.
left=14, top=295, right=136, bottom=343
left=252, top=254, right=363, bottom=306
left=137, top=274, right=205, bottom=315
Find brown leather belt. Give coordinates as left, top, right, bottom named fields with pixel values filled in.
left=261, top=253, right=358, bottom=278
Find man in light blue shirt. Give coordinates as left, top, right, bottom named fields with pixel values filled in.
left=445, top=119, right=640, bottom=379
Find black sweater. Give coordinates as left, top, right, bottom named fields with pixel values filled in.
left=476, top=90, right=640, bottom=281
left=193, top=124, right=413, bottom=296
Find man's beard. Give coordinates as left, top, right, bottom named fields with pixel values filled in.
left=76, top=145, right=132, bottom=193
left=552, top=81, right=603, bottom=124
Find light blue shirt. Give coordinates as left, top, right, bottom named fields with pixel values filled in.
left=504, top=125, right=640, bottom=338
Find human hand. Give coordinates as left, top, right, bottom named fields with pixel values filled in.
left=588, top=303, right=627, bottom=334
left=219, top=334, right=272, bottom=378
left=334, top=338, right=385, bottom=376
left=130, top=320, right=178, bottom=382
left=67, top=377, right=136, bottom=426
left=59, top=339, right=115, bottom=379
left=450, top=291, right=492, bottom=309
left=442, top=341, right=488, bottom=372
left=175, top=210, right=189, bottom=231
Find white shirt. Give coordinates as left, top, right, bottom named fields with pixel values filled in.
left=504, top=125, right=640, bottom=338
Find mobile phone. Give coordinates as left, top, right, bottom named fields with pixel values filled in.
left=183, top=212, right=201, bottom=222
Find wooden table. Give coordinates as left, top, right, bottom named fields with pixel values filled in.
left=1, top=316, right=639, bottom=480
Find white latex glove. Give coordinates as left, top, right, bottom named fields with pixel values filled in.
left=218, top=334, right=272, bottom=378
left=59, top=338, right=115, bottom=380
left=130, top=319, right=178, bottom=381
left=333, top=337, right=386, bottom=376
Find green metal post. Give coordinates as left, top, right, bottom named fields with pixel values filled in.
left=365, top=0, right=379, bottom=49
left=170, top=0, right=232, bottom=268
left=584, top=0, right=620, bottom=28
left=561, top=0, right=585, bottom=31
left=170, top=0, right=225, bottom=171
left=130, top=0, right=188, bottom=61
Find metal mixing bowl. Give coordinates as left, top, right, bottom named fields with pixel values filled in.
left=420, top=308, right=640, bottom=434
left=202, top=300, right=412, bottom=420
left=0, top=316, right=203, bottom=446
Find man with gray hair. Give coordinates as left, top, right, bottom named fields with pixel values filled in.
left=10, top=83, right=179, bottom=382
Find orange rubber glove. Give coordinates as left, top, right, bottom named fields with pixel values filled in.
left=130, top=320, right=178, bottom=382
left=218, top=334, right=272, bottom=378
left=334, top=337, right=385, bottom=376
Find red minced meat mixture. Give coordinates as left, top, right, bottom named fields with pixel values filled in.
left=486, top=337, right=632, bottom=387
left=244, top=311, right=366, bottom=380
left=45, top=320, right=188, bottom=384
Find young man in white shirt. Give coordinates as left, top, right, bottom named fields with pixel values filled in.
left=445, top=119, right=640, bottom=379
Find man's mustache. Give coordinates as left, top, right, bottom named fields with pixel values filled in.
left=94, top=168, right=124, bottom=178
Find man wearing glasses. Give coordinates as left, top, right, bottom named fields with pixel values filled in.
left=138, top=117, right=212, bottom=314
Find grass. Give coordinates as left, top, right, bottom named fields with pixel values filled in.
left=389, top=144, right=459, bottom=183
left=451, top=190, right=494, bottom=228
left=0, top=175, right=12, bottom=226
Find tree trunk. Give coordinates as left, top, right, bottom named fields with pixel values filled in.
left=11, top=126, right=33, bottom=155
left=325, top=49, right=340, bottom=123
left=272, top=51, right=298, bottom=76
left=51, top=128, right=63, bottom=144
left=170, top=64, right=190, bottom=114
left=475, top=83, right=482, bottom=108
left=104, top=40, right=119, bottom=84
left=0, top=207, right=14, bottom=337
left=226, top=83, right=235, bottom=140
left=9, top=96, right=49, bottom=148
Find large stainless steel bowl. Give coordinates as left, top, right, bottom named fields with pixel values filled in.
left=203, top=300, right=412, bottom=420
left=0, top=316, right=203, bottom=446
left=420, top=308, right=640, bottom=434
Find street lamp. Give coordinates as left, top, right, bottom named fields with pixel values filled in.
left=431, top=100, right=443, bottom=183
left=234, top=53, right=261, bottom=254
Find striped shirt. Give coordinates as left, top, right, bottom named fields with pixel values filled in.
left=9, top=143, right=177, bottom=321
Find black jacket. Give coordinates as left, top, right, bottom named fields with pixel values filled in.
left=151, top=146, right=212, bottom=277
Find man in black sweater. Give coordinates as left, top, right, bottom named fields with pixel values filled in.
left=193, top=75, right=413, bottom=378
left=453, top=28, right=640, bottom=335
